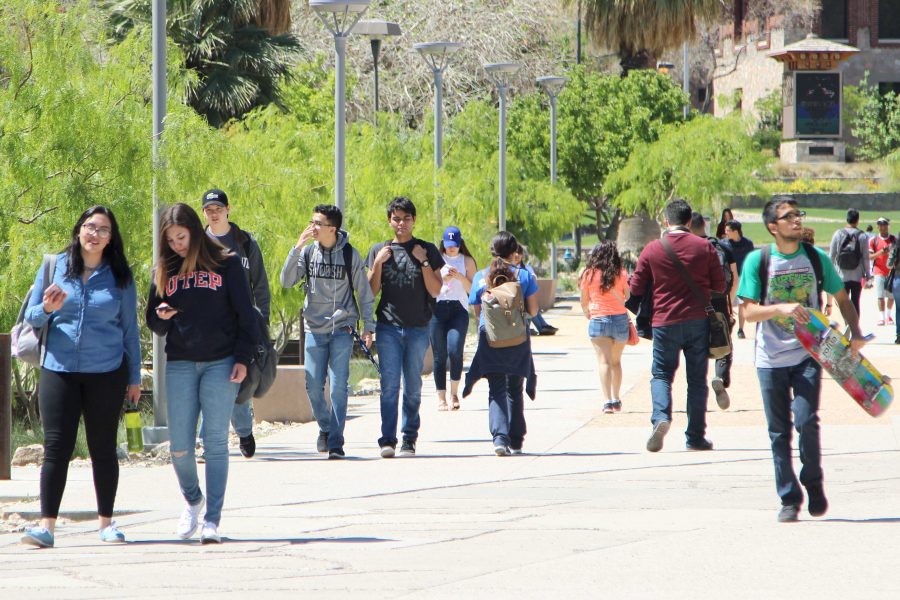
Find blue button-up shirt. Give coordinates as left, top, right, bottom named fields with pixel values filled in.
left=25, top=253, right=141, bottom=385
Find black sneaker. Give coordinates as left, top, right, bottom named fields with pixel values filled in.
left=686, top=438, right=714, bottom=451
left=711, top=378, right=730, bottom=410
left=778, top=505, right=800, bottom=523
left=399, top=439, right=416, bottom=456
left=602, top=401, right=615, bottom=414
left=539, top=326, right=557, bottom=336
left=806, top=484, right=829, bottom=517
left=239, top=434, right=256, bottom=458
left=328, top=447, right=345, bottom=460
left=737, top=329, right=746, bottom=339
left=316, top=431, right=329, bottom=454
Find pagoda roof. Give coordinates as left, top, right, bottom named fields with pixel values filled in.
left=768, top=34, right=859, bottom=61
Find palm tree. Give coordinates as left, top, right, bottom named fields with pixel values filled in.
left=105, top=0, right=301, bottom=127
left=563, top=0, right=720, bottom=74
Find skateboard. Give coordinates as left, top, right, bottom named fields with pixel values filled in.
left=793, top=308, right=893, bottom=417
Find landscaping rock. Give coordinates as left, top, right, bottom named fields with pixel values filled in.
left=11, top=444, right=44, bottom=466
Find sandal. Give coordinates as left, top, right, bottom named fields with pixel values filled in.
left=451, top=395, right=460, bottom=410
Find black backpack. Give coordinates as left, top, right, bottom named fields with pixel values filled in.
left=708, top=237, right=733, bottom=297
left=836, top=229, right=862, bottom=270
left=758, top=242, right=824, bottom=308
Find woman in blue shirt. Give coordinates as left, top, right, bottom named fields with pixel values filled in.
left=21, top=206, right=141, bottom=549
left=463, top=232, right=539, bottom=456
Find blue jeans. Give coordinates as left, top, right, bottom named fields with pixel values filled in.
left=166, top=357, right=238, bottom=526
left=530, top=310, right=550, bottom=331
left=757, top=357, right=823, bottom=506
left=487, top=373, right=526, bottom=449
left=304, top=329, right=353, bottom=450
left=429, top=301, right=470, bottom=391
left=198, top=400, right=253, bottom=443
left=375, top=323, right=430, bottom=447
left=650, top=318, right=710, bottom=444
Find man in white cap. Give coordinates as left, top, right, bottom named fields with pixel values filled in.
left=869, top=217, right=896, bottom=326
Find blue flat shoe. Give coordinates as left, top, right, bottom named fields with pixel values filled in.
left=99, top=521, right=126, bottom=543
left=21, top=527, right=54, bottom=548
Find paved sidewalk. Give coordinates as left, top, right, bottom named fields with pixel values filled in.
left=2, top=293, right=900, bottom=599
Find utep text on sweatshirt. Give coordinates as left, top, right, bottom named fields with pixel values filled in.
left=146, top=253, right=259, bottom=366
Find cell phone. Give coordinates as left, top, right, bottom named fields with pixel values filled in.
left=156, top=304, right=178, bottom=314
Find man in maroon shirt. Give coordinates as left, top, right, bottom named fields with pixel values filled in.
left=630, top=199, right=726, bottom=452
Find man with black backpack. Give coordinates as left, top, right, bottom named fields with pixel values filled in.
left=829, top=208, right=870, bottom=316
left=738, top=198, right=864, bottom=522
left=200, top=189, right=271, bottom=459
left=280, top=204, right=375, bottom=459
left=690, top=212, right=738, bottom=411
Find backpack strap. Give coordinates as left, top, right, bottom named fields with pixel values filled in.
left=39, top=253, right=58, bottom=364
left=343, top=242, right=360, bottom=329
left=758, top=244, right=770, bottom=305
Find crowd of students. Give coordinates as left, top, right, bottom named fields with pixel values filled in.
left=19, top=193, right=886, bottom=549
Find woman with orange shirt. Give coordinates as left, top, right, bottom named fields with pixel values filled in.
left=579, top=241, right=630, bottom=414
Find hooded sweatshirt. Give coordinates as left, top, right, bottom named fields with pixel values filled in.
left=280, top=230, right=376, bottom=335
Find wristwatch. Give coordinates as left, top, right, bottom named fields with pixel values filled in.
left=422, top=260, right=430, bottom=268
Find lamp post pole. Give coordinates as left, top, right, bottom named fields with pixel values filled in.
left=485, top=63, right=522, bottom=232
left=311, top=1, right=371, bottom=213
left=415, top=42, right=462, bottom=232
left=352, top=20, right=401, bottom=125
left=537, top=76, right=567, bottom=283
left=150, top=0, right=168, bottom=439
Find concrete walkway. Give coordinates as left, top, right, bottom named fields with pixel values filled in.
left=3, top=292, right=900, bottom=599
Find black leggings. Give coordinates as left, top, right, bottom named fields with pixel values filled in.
left=38, top=362, right=127, bottom=519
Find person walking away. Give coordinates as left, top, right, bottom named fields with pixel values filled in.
left=579, top=241, right=630, bottom=414
left=146, top=203, right=258, bottom=544
left=20, top=206, right=142, bottom=549
left=721, top=219, right=754, bottom=338
left=629, top=199, right=725, bottom=452
left=868, top=217, right=895, bottom=325
left=690, top=212, right=738, bottom=411
left=463, top=231, right=539, bottom=456
left=430, top=226, right=477, bottom=411
left=829, top=208, right=869, bottom=317
left=280, top=204, right=375, bottom=459
left=367, top=197, right=444, bottom=458
left=738, top=198, right=864, bottom=522
left=199, top=189, right=271, bottom=459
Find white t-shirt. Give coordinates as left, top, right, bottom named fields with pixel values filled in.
left=437, top=253, right=469, bottom=311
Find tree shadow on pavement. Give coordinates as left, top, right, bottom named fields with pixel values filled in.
left=124, top=536, right=393, bottom=546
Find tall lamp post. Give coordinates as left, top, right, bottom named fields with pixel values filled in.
left=536, top=75, right=567, bottom=283
left=414, top=42, right=463, bottom=232
left=351, top=19, right=401, bottom=123
left=147, top=0, right=168, bottom=443
left=484, top=62, right=522, bottom=232
left=310, top=0, right=370, bottom=213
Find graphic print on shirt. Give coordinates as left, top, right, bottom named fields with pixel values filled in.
left=165, top=271, right=223, bottom=296
left=306, top=261, right=346, bottom=280
left=768, top=266, right=815, bottom=332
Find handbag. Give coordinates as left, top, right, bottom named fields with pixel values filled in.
left=11, top=254, right=58, bottom=366
left=659, top=238, right=732, bottom=360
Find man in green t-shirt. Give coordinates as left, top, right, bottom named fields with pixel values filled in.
left=737, top=198, right=866, bottom=523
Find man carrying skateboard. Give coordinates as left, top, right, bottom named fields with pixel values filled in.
left=737, top=198, right=866, bottom=523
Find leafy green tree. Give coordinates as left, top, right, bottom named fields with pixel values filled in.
left=848, top=73, right=900, bottom=161
left=605, top=115, right=768, bottom=219
left=104, top=0, right=302, bottom=126
left=563, top=0, right=720, bottom=73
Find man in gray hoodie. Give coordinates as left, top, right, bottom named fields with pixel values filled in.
left=280, top=205, right=375, bottom=459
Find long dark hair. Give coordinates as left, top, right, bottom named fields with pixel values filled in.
left=487, top=231, right=519, bottom=288
left=64, top=205, right=133, bottom=288
left=439, top=238, right=474, bottom=259
left=154, top=203, right=226, bottom=296
left=580, top=241, right=622, bottom=293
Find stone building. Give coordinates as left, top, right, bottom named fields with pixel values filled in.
left=713, top=1, right=900, bottom=141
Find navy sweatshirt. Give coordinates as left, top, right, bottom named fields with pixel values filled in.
left=146, top=254, right=259, bottom=366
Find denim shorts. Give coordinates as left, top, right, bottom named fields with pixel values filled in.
left=588, top=313, right=630, bottom=342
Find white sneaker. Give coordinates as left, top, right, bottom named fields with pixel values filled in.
left=200, top=521, right=221, bottom=544
left=177, top=495, right=205, bottom=539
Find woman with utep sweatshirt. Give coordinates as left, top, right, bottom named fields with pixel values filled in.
left=145, top=203, right=258, bottom=545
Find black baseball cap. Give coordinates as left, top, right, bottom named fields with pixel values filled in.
left=202, top=189, right=228, bottom=208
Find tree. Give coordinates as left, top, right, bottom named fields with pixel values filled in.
left=605, top=115, right=768, bottom=219
left=848, top=73, right=900, bottom=161
left=563, top=0, right=720, bottom=74
left=104, top=0, right=301, bottom=126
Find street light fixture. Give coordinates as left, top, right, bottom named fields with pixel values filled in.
left=310, top=0, right=371, bottom=213
left=484, top=62, right=522, bottom=231
left=536, top=75, right=567, bottom=283
left=352, top=19, right=402, bottom=122
left=414, top=41, right=463, bottom=231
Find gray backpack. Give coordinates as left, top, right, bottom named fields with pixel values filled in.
left=482, top=268, right=528, bottom=348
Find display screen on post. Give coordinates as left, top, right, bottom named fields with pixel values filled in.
left=795, top=72, right=841, bottom=137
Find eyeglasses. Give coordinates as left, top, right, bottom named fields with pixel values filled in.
left=309, top=220, right=333, bottom=228
left=775, top=210, right=806, bottom=222
left=82, top=223, right=112, bottom=238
